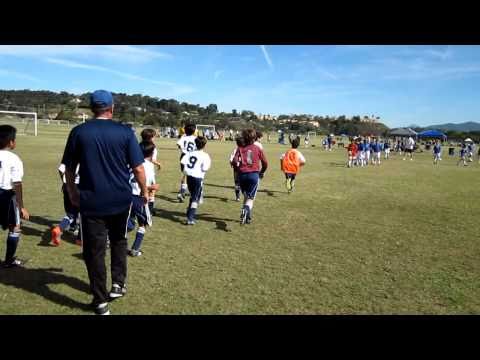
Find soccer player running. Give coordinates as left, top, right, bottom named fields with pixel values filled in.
left=280, top=137, right=306, bottom=193
left=176, top=123, right=197, bottom=202
left=433, top=140, right=442, bottom=165
left=180, top=136, right=211, bottom=225
left=458, top=144, right=468, bottom=166
left=126, top=141, right=158, bottom=257
left=383, top=139, right=391, bottom=159
left=140, top=129, right=162, bottom=214
left=229, top=136, right=245, bottom=201
left=231, top=129, right=268, bottom=225
left=51, top=163, right=81, bottom=246
left=0, top=125, right=29, bottom=268
left=403, top=136, right=415, bottom=160
left=371, top=138, right=382, bottom=165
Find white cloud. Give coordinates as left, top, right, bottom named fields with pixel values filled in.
left=44, top=58, right=195, bottom=96
left=0, top=69, right=40, bottom=82
left=259, top=45, right=274, bottom=69
left=0, top=45, right=172, bottom=63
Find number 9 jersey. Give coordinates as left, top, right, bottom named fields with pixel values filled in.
left=180, top=150, right=211, bottom=179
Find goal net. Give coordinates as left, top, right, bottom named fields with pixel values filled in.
left=0, top=111, right=38, bottom=136
left=196, top=124, right=217, bottom=139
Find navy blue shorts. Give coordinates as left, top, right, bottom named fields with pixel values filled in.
left=127, top=195, right=151, bottom=231
left=62, top=184, right=80, bottom=219
left=0, top=189, right=20, bottom=230
left=285, top=173, right=296, bottom=181
left=186, top=176, right=203, bottom=203
left=238, top=172, right=260, bottom=200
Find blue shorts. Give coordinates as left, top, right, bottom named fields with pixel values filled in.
left=186, top=176, right=203, bottom=203
left=127, top=195, right=151, bottom=231
left=0, top=189, right=20, bottom=230
left=238, top=172, right=260, bottom=200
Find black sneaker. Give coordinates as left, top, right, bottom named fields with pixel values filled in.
left=109, top=283, right=127, bottom=300
left=93, top=302, right=110, bottom=315
left=128, top=249, right=143, bottom=257
left=2, top=257, right=24, bottom=268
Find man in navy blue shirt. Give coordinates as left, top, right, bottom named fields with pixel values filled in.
left=62, top=90, right=147, bottom=315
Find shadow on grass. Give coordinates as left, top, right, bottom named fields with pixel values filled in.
left=0, top=266, right=91, bottom=312
left=155, top=194, right=179, bottom=204
left=154, top=208, right=235, bottom=231
left=204, top=183, right=235, bottom=190
left=329, top=162, right=347, bottom=167
left=204, top=183, right=286, bottom=197
left=27, top=215, right=57, bottom=228
left=23, top=215, right=79, bottom=247
left=203, top=195, right=230, bottom=203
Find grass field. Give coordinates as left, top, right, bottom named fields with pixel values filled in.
left=0, top=125, right=479, bottom=314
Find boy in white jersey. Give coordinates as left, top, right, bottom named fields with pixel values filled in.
left=180, top=136, right=211, bottom=225
left=229, top=136, right=245, bottom=201
left=254, top=130, right=264, bottom=150
left=0, top=125, right=29, bottom=268
left=176, top=123, right=197, bottom=202
left=140, top=128, right=162, bottom=214
left=126, top=141, right=158, bottom=257
left=51, top=163, right=81, bottom=246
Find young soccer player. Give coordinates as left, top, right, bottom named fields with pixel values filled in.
left=126, top=141, right=158, bottom=257
left=51, top=163, right=81, bottom=246
left=0, top=125, right=29, bottom=268
left=254, top=130, right=264, bottom=150
left=231, top=129, right=268, bottom=225
left=458, top=144, right=468, bottom=166
left=433, top=140, right=442, bottom=165
left=467, top=143, right=474, bottom=162
left=364, top=139, right=371, bottom=165
left=346, top=138, right=358, bottom=168
left=357, top=139, right=365, bottom=167
left=304, top=134, right=310, bottom=148
left=176, top=123, right=197, bottom=202
left=140, top=128, right=162, bottom=213
left=180, top=136, right=211, bottom=225
left=384, top=140, right=390, bottom=159
left=229, top=136, right=245, bottom=201
left=371, top=139, right=382, bottom=165
left=280, top=137, right=306, bottom=193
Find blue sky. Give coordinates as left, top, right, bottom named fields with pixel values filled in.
left=0, top=45, right=480, bottom=127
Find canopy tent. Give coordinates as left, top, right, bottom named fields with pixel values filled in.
left=464, top=138, right=473, bottom=143
left=417, top=129, right=447, bottom=139
left=388, top=128, right=418, bottom=137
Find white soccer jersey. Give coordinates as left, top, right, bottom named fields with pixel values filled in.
left=177, top=135, right=197, bottom=154
left=152, top=147, right=158, bottom=161
left=254, top=141, right=264, bottom=150
left=130, top=160, right=156, bottom=196
left=0, top=150, right=23, bottom=190
left=181, top=150, right=211, bottom=179
left=58, top=163, right=80, bottom=184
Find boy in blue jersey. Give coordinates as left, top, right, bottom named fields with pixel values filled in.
left=457, top=144, right=468, bottom=166
left=357, top=139, right=365, bottom=167
left=383, top=140, right=390, bottom=159
left=371, top=139, right=382, bottom=165
left=433, top=140, right=442, bottom=165
left=363, top=139, right=371, bottom=166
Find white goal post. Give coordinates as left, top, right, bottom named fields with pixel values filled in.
left=0, top=110, right=38, bottom=136
left=196, top=124, right=217, bottom=139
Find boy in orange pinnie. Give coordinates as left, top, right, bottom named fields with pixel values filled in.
left=280, top=136, right=306, bottom=193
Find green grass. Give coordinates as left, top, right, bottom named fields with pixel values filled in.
left=0, top=126, right=479, bottom=314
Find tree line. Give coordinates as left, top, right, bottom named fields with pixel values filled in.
left=0, top=89, right=390, bottom=135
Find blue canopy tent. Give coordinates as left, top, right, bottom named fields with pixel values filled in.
left=417, top=129, right=447, bottom=140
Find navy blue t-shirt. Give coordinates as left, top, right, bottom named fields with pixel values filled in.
left=61, top=119, right=144, bottom=216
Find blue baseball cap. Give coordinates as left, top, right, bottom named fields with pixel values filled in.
left=90, top=90, right=113, bottom=108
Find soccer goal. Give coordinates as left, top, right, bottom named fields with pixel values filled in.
left=196, top=124, right=217, bottom=139
left=307, top=131, right=317, bottom=138
left=0, top=111, right=38, bottom=136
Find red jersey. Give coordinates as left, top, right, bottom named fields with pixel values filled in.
left=347, top=143, right=358, bottom=156
left=231, top=144, right=268, bottom=174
